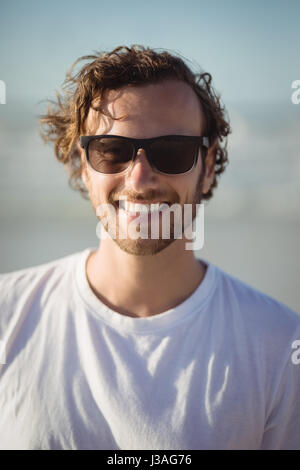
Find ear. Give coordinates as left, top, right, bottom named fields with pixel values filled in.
left=202, top=139, right=217, bottom=195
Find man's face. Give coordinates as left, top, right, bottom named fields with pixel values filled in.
left=79, top=79, right=215, bottom=255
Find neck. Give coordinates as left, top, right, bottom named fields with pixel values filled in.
left=85, top=236, right=206, bottom=318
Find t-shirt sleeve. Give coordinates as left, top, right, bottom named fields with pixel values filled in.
left=261, top=325, right=300, bottom=450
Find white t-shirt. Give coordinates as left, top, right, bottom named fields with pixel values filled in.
left=0, top=247, right=300, bottom=450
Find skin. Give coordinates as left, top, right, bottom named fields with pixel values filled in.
left=77, top=79, right=216, bottom=318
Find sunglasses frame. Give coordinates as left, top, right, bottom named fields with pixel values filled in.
left=80, top=134, right=210, bottom=176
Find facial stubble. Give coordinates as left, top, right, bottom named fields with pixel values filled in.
left=85, top=162, right=205, bottom=256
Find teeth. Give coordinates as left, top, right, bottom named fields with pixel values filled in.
left=118, top=201, right=168, bottom=213
left=150, top=203, right=160, bottom=212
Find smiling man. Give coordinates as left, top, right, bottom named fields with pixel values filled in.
left=0, top=45, right=300, bottom=450
left=80, top=79, right=214, bottom=317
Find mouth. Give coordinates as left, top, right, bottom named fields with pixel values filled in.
left=115, top=200, right=171, bottom=215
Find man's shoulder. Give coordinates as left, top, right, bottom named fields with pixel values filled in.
left=210, top=261, right=300, bottom=336
left=0, top=248, right=94, bottom=354
left=0, top=248, right=90, bottom=307
left=1, top=249, right=86, bottom=281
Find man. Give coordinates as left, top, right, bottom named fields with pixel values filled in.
left=0, top=45, right=300, bottom=450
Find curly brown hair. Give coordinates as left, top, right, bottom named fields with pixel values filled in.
left=39, top=45, right=231, bottom=201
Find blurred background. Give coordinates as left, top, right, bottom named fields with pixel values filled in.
left=0, top=0, right=299, bottom=312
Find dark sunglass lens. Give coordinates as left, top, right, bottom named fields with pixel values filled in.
left=148, top=139, right=198, bottom=174
left=88, top=138, right=134, bottom=174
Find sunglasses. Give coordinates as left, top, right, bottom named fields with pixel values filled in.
left=80, top=134, right=210, bottom=175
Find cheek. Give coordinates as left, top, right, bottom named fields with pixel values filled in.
left=87, top=170, right=122, bottom=201
left=175, top=166, right=201, bottom=198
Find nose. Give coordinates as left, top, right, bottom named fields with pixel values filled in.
left=126, top=148, right=159, bottom=192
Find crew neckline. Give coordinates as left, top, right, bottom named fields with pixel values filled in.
left=74, top=247, right=218, bottom=334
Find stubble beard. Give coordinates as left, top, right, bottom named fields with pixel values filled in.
left=87, top=168, right=205, bottom=257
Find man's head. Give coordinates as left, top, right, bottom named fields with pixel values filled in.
left=39, top=45, right=231, bottom=255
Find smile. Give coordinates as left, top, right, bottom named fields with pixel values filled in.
left=118, top=200, right=170, bottom=214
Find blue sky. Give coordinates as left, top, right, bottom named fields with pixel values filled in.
left=0, top=0, right=299, bottom=108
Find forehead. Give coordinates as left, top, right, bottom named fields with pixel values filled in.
left=85, top=79, right=205, bottom=137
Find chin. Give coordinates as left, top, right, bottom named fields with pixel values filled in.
left=112, top=236, right=176, bottom=256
